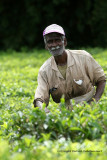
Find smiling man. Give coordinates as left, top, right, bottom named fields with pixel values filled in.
left=33, top=24, right=106, bottom=113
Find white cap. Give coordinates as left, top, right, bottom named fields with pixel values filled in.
left=43, top=24, right=65, bottom=36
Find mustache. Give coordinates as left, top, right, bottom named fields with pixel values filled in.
left=51, top=46, right=61, bottom=51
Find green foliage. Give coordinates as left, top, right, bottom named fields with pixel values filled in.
left=0, top=48, right=107, bottom=159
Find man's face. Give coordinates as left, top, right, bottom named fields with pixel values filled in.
left=45, top=33, right=66, bottom=57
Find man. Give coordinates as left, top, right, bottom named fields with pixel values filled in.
left=33, top=24, right=106, bottom=112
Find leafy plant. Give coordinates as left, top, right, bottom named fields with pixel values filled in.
left=0, top=48, right=107, bottom=159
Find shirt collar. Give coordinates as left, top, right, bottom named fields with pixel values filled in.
left=66, top=49, right=74, bottom=67
left=51, top=49, right=74, bottom=71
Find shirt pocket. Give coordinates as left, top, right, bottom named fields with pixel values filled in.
left=49, top=84, right=62, bottom=103
left=72, top=77, right=86, bottom=96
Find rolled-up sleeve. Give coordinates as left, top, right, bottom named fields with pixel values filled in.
left=86, top=56, right=106, bottom=85
left=34, top=70, right=50, bottom=106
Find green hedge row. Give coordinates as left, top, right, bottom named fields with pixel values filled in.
left=0, top=98, right=107, bottom=142
left=0, top=49, right=107, bottom=159
left=0, top=135, right=107, bottom=160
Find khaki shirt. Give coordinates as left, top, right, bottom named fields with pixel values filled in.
left=34, top=50, right=106, bottom=106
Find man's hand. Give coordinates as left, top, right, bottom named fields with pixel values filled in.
left=88, top=80, right=106, bottom=104
left=34, top=100, right=50, bottom=113
left=44, top=107, right=50, bottom=113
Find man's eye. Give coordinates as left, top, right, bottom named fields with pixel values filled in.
left=55, top=39, right=61, bottom=42
left=47, top=40, right=53, bottom=44
left=47, top=38, right=61, bottom=44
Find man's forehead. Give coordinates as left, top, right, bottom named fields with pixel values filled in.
left=45, top=33, right=62, bottom=39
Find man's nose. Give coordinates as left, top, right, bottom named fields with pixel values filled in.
left=51, top=40, right=57, bottom=47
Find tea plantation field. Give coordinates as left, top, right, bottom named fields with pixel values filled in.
left=0, top=48, right=107, bottom=160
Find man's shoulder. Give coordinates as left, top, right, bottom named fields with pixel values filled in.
left=67, top=49, right=92, bottom=58
left=39, top=56, right=53, bottom=72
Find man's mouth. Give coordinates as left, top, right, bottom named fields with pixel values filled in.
left=51, top=46, right=60, bottom=51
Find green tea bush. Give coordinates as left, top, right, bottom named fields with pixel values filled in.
left=0, top=48, right=107, bottom=159
left=0, top=99, right=107, bottom=142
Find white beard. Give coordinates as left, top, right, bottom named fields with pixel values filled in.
left=48, top=44, right=65, bottom=57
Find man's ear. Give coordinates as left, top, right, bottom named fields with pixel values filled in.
left=64, top=37, right=67, bottom=47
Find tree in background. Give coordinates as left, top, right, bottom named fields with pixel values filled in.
left=0, top=0, right=107, bottom=50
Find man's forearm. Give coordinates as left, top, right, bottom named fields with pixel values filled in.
left=94, top=80, right=106, bottom=101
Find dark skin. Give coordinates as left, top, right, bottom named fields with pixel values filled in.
left=89, top=80, right=106, bottom=103
left=45, top=33, right=67, bottom=66
left=45, top=32, right=106, bottom=103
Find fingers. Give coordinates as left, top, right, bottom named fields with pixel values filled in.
left=44, top=107, right=50, bottom=113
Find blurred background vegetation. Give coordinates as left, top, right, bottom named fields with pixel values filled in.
left=0, top=0, right=107, bottom=50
